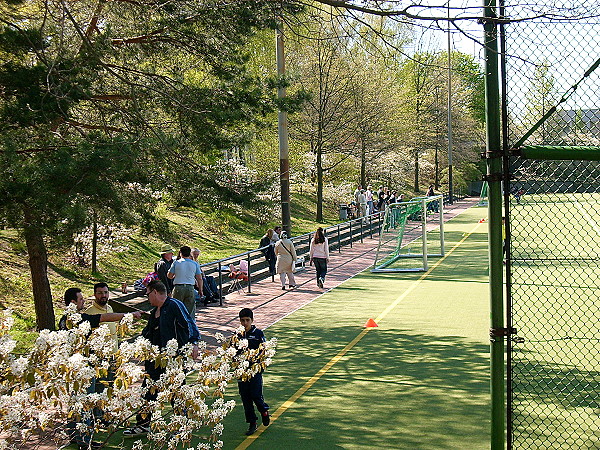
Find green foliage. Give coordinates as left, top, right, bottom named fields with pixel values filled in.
left=441, top=162, right=483, bottom=190
left=0, top=0, right=306, bottom=327
left=451, top=52, right=486, bottom=124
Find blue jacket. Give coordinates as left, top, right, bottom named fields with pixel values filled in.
left=242, top=325, right=265, bottom=350
left=142, top=297, right=200, bottom=348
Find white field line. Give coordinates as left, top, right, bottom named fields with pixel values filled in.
left=569, top=194, right=600, bottom=237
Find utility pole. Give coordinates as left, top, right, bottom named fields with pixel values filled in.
left=276, top=25, right=291, bottom=235
left=447, top=4, right=454, bottom=204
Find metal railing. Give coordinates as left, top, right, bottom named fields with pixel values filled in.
left=198, top=211, right=386, bottom=304
left=197, top=190, right=469, bottom=303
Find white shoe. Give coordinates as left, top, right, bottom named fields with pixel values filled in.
left=123, top=425, right=150, bottom=438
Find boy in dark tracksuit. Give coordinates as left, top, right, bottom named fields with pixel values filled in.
left=238, top=308, right=270, bottom=435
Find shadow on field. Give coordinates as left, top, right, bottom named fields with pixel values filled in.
left=510, top=360, right=599, bottom=448
left=231, top=326, right=491, bottom=450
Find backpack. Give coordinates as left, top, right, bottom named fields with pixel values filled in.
left=203, top=275, right=219, bottom=298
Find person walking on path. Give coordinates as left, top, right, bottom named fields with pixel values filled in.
left=236, top=308, right=270, bottom=436
left=259, top=229, right=277, bottom=277
left=168, top=246, right=203, bottom=317
left=274, top=231, right=297, bottom=290
left=309, top=227, right=329, bottom=289
left=123, top=280, right=200, bottom=438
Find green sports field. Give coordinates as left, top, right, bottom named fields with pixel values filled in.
left=218, top=205, right=493, bottom=449
left=509, top=192, right=600, bottom=449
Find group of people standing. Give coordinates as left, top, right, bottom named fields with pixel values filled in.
left=153, top=244, right=221, bottom=314
left=59, top=280, right=199, bottom=448
left=57, top=225, right=337, bottom=447
left=59, top=279, right=271, bottom=445
left=352, top=185, right=405, bottom=218
left=260, top=226, right=330, bottom=290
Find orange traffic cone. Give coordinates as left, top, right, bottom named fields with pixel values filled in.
left=479, top=218, right=486, bottom=223
left=364, top=318, right=378, bottom=328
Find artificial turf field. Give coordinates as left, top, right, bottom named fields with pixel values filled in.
left=219, top=205, right=493, bottom=449
left=508, top=193, right=600, bottom=449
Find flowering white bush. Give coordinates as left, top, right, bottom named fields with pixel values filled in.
left=0, top=310, right=276, bottom=449
left=70, top=223, right=132, bottom=267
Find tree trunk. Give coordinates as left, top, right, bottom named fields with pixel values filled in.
left=435, top=143, right=440, bottom=189
left=316, top=148, right=324, bottom=223
left=23, top=208, right=55, bottom=331
left=91, top=211, right=98, bottom=273
left=414, top=98, right=421, bottom=193
left=360, top=143, right=367, bottom=189
left=414, top=148, right=420, bottom=192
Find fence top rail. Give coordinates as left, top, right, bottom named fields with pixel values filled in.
left=198, top=210, right=385, bottom=269
left=388, top=194, right=444, bottom=208
left=518, top=145, right=600, bottom=161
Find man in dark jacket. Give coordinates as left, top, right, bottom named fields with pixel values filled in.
left=154, top=244, right=174, bottom=295
left=123, top=280, right=200, bottom=438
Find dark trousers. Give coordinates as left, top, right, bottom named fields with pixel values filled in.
left=268, top=257, right=276, bottom=274
left=313, top=257, right=328, bottom=281
left=137, top=362, right=165, bottom=426
left=238, top=373, right=269, bottom=423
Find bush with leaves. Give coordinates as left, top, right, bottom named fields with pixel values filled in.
left=0, top=310, right=276, bottom=449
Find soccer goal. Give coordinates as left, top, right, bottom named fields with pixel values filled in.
left=372, top=195, right=445, bottom=272
left=477, top=181, right=489, bottom=206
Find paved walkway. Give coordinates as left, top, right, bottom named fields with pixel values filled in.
left=197, top=197, right=479, bottom=347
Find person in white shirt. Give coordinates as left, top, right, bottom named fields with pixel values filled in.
left=365, top=185, right=374, bottom=215
left=309, top=227, right=329, bottom=289
left=358, top=189, right=368, bottom=217
left=168, top=246, right=203, bottom=316
left=271, top=226, right=282, bottom=244
left=274, top=232, right=297, bottom=290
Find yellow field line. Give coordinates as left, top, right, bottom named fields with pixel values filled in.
left=235, top=221, right=484, bottom=449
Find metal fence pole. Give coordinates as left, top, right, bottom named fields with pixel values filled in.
left=218, top=262, right=223, bottom=306
left=338, top=224, right=341, bottom=253
left=483, top=0, right=505, bottom=447
left=360, top=218, right=363, bottom=243
left=247, top=253, right=251, bottom=293
left=421, top=199, right=428, bottom=271
left=349, top=221, right=353, bottom=248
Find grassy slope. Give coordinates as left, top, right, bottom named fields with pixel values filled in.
left=0, top=190, right=338, bottom=350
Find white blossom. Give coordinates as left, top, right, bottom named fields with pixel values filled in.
left=165, top=339, right=179, bottom=357
left=0, top=308, right=277, bottom=449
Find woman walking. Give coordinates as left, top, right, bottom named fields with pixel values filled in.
left=275, top=231, right=297, bottom=289
left=259, top=229, right=277, bottom=276
left=309, top=227, right=329, bottom=288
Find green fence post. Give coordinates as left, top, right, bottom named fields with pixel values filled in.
left=483, top=0, right=505, bottom=449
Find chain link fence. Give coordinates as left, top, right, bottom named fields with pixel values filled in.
left=503, top=3, right=600, bottom=448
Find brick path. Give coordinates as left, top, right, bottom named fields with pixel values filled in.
left=197, top=197, right=479, bottom=347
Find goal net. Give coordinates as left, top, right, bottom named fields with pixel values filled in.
left=478, top=181, right=489, bottom=206
left=372, top=195, right=445, bottom=272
